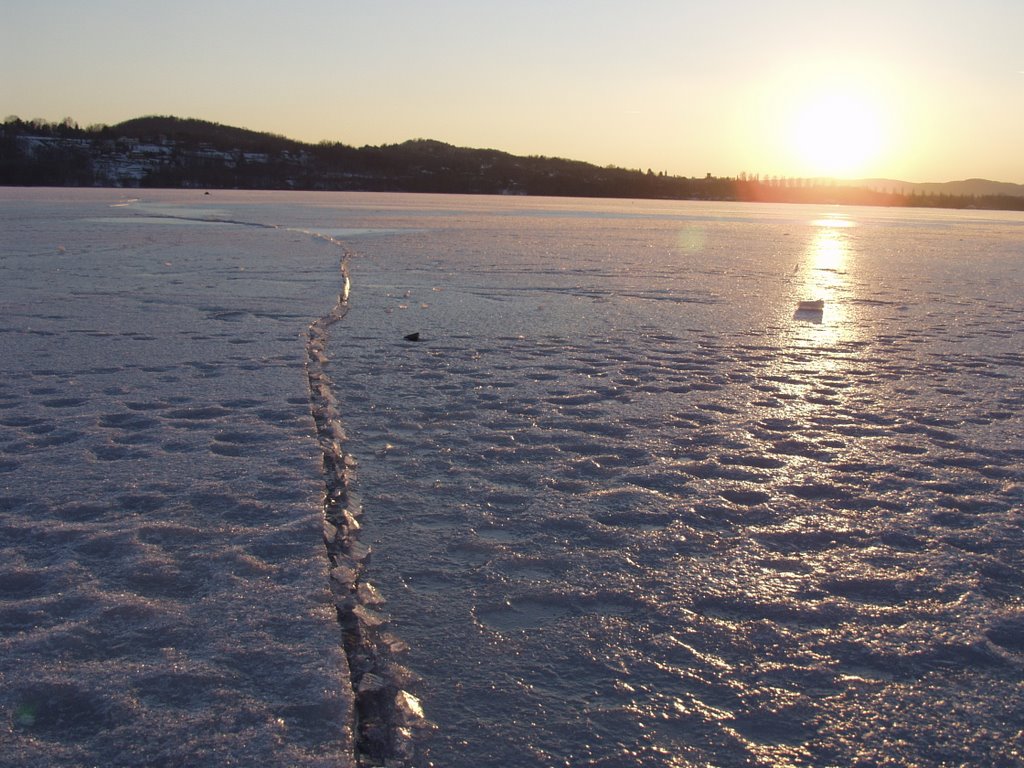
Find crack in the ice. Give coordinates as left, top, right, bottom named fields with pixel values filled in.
left=305, top=248, right=424, bottom=767
left=118, top=202, right=422, bottom=766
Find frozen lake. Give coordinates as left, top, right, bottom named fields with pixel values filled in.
left=2, top=189, right=1023, bottom=767
left=0, top=189, right=355, bottom=767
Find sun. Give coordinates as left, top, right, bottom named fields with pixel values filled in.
left=788, top=90, right=885, bottom=178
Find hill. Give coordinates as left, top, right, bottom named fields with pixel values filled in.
left=858, top=177, right=1024, bottom=198
left=113, top=116, right=303, bottom=153
left=3, top=115, right=1024, bottom=211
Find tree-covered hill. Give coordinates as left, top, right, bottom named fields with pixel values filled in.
left=112, top=116, right=302, bottom=154
left=2, top=115, right=1023, bottom=211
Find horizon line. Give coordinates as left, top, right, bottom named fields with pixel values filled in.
left=5, top=112, right=1023, bottom=189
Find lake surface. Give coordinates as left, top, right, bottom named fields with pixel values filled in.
left=2, top=190, right=1023, bottom=767
left=330, top=195, right=1024, bottom=767
left=0, top=189, right=353, bottom=767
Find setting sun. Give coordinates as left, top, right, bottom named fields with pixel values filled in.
left=788, top=90, right=885, bottom=178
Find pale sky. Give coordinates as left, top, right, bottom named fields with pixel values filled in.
left=3, top=0, right=1023, bottom=182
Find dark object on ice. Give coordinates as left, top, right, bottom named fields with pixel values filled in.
left=404, top=332, right=421, bottom=342
left=794, top=299, right=825, bottom=324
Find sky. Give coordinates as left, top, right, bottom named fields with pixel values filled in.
left=3, top=0, right=1023, bottom=183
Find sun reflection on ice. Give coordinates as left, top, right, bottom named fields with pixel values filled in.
left=767, top=214, right=866, bottom=464
left=789, top=216, right=858, bottom=348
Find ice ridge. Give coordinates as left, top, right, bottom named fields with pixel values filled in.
left=305, top=246, right=424, bottom=766
left=121, top=205, right=423, bottom=764
left=91, top=202, right=420, bottom=764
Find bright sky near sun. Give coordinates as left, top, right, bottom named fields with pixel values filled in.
left=3, top=0, right=1023, bottom=182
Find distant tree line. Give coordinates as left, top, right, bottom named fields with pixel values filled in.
left=3, top=115, right=1023, bottom=211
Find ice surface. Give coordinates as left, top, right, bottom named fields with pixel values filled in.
left=3, top=190, right=1023, bottom=768
left=0, top=190, right=357, bottom=767
left=323, top=196, right=1024, bottom=766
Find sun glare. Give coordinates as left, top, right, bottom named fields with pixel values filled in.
left=789, top=90, right=884, bottom=178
